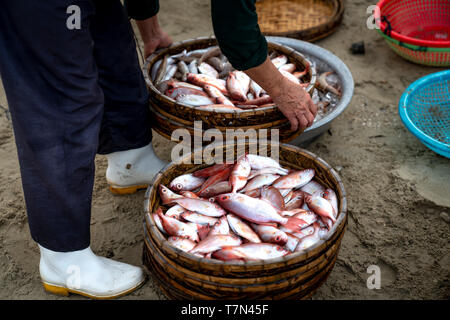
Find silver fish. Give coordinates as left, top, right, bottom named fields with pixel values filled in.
left=198, top=62, right=219, bottom=78
left=176, top=94, right=214, bottom=106
left=162, top=64, right=178, bottom=82
left=227, top=214, right=261, bottom=243
left=177, top=61, right=189, bottom=82
left=246, top=154, right=285, bottom=170
left=169, top=173, right=205, bottom=191
left=272, top=169, right=315, bottom=189
left=188, top=60, right=198, bottom=74
left=154, top=54, right=169, bottom=85
left=300, top=180, right=325, bottom=195
left=198, top=46, right=221, bottom=65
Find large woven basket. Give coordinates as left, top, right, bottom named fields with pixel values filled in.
left=149, top=104, right=303, bottom=145
left=143, top=37, right=316, bottom=128
left=256, top=0, right=344, bottom=42
left=142, top=141, right=348, bottom=300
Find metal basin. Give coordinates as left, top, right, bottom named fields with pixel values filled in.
left=267, top=36, right=354, bottom=147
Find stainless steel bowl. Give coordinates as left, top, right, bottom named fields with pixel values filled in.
left=267, top=37, right=354, bottom=147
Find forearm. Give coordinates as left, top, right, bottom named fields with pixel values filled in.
left=135, top=15, right=163, bottom=44
left=244, top=57, right=286, bottom=96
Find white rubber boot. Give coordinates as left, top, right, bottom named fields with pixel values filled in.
left=39, top=245, right=146, bottom=299
left=105, top=143, right=167, bottom=194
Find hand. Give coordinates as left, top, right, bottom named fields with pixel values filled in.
left=143, top=30, right=172, bottom=58
left=244, top=56, right=317, bottom=132
left=270, top=77, right=317, bottom=131
left=135, top=15, right=173, bottom=58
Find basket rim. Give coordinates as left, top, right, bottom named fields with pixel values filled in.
left=375, top=0, right=450, bottom=48
left=144, top=140, right=348, bottom=267
left=398, top=69, right=450, bottom=154
left=256, top=0, right=344, bottom=41
left=142, top=36, right=317, bottom=116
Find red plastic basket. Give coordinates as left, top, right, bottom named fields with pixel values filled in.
left=374, top=0, right=450, bottom=67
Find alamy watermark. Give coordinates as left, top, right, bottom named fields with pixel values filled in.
left=366, top=265, right=381, bottom=289
left=66, top=5, right=81, bottom=30
left=366, top=5, right=381, bottom=30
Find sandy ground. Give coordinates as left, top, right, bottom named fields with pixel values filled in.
left=0, top=0, right=449, bottom=300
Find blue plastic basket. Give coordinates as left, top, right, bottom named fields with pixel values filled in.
left=399, top=70, right=450, bottom=158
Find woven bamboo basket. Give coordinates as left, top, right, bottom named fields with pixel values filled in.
left=143, top=37, right=316, bottom=128
left=256, top=0, right=344, bottom=42
left=142, top=141, right=347, bottom=300
left=149, top=104, right=303, bottom=145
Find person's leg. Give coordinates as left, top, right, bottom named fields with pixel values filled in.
left=0, top=0, right=101, bottom=252
left=0, top=0, right=144, bottom=298
left=90, top=0, right=167, bottom=194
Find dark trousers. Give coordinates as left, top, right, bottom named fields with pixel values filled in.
left=0, top=0, right=152, bottom=251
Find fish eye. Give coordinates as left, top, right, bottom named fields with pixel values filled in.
left=176, top=183, right=182, bottom=189
left=275, top=236, right=281, bottom=241
left=220, top=195, right=229, bottom=201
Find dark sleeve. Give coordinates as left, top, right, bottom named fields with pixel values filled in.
left=124, top=0, right=160, bottom=21
left=211, top=0, right=268, bottom=71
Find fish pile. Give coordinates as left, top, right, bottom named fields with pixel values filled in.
left=151, top=154, right=339, bottom=262
left=150, top=46, right=314, bottom=113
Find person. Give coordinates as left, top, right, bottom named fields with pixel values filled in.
left=0, top=0, right=316, bottom=299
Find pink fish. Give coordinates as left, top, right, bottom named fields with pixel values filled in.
left=173, top=197, right=227, bottom=217
left=165, top=204, right=185, bottom=219
left=167, top=236, right=197, bottom=252
left=322, top=188, right=338, bottom=217
left=305, top=195, right=336, bottom=223
left=216, top=193, right=306, bottom=232
left=156, top=208, right=199, bottom=242
left=300, top=180, right=326, bottom=195
left=227, top=214, right=261, bottom=243
left=159, top=185, right=184, bottom=205
left=197, top=166, right=232, bottom=195
left=208, top=215, right=230, bottom=236
left=190, top=234, right=242, bottom=254
left=204, top=84, right=234, bottom=106
left=213, top=243, right=289, bottom=261
left=251, top=224, right=288, bottom=246
left=260, top=186, right=285, bottom=212
left=226, top=71, right=250, bottom=101
left=193, top=163, right=233, bottom=178
left=230, top=155, right=251, bottom=193
left=198, top=180, right=233, bottom=198
left=187, top=73, right=228, bottom=95
left=241, top=174, right=280, bottom=192
left=272, top=169, right=315, bottom=189
left=181, top=211, right=218, bottom=226
left=284, top=191, right=305, bottom=210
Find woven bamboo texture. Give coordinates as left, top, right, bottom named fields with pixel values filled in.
left=143, top=37, right=316, bottom=128
left=256, top=0, right=344, bottom=42
left=149, top=104, right=303, bottom=145
left=142, top=141, right=348, bottom=300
